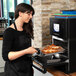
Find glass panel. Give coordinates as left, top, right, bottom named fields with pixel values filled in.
left=25, top=0, right=30, bottom=4
left=17, top=0, right=24, bottom=4
left=3, top=0, right=7, bottom=18
left=9, top=0, right=14, bottom=12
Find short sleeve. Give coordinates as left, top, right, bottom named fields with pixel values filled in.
left=2, top=28, right=14, bottom=61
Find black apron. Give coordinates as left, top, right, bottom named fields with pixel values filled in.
left=4, top=22, right=33, bottom=76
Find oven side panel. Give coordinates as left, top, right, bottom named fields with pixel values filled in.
left=68, top=19, right=76, bottom=73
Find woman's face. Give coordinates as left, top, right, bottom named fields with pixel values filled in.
left=21, top=11, right=33, bottom=23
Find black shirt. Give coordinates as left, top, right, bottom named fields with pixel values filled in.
left=2, top=28, right=33, bottom=76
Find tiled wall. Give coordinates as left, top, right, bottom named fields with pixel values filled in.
left=32, top=0, right=76, bottom=48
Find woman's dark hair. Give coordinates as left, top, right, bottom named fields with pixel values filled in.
left=15, top=3, right=35, bottom=38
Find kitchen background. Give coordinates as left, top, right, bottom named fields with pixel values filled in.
left=0, top=0, right=76, bottom=76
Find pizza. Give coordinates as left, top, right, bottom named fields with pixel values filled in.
left=41, top=44, right=62, bottom=54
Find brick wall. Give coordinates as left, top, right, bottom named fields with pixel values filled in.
left=32, top=0, right=76, bottom=48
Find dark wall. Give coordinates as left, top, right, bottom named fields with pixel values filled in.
left=0, top=0, right=1, bottom=17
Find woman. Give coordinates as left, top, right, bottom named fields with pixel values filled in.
left=2, top=3, right=37, bottom=76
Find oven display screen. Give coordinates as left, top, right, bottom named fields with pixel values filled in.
left=53, top=23, right=60, bottom=32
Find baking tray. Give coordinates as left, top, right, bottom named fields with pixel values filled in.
left=35, top=45, right=65, bottom=57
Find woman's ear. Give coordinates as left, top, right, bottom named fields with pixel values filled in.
left=19, top=11, right=22, bottom=17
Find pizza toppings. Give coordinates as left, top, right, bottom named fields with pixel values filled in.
left=41, top=44, right=63, bottom=54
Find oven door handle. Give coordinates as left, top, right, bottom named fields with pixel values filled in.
left=32, top=64, right=47, bottom=73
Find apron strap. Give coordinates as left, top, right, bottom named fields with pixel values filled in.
left=14, top=22, right=17, bottom=31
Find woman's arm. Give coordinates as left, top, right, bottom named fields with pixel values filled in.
left=2, top=29, right=37, bottom=61
left=8, top=47, right=37, bottom=61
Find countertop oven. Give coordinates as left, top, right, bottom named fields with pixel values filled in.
left=32, top=18, right=76, bottom=74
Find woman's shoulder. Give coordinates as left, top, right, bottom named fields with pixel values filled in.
left=4, top=24, right=15, bottom=33
left=4, top=28, right=14, bottom=34
left=3, top=27, right=15, bottom=40
left=3, top=28, right=16, bottom=37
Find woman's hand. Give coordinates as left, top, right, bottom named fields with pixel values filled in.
left=26, top=47, right=38, bottom=54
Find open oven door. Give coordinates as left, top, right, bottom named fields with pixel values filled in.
left=32, top=48, right=69, bottom=74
